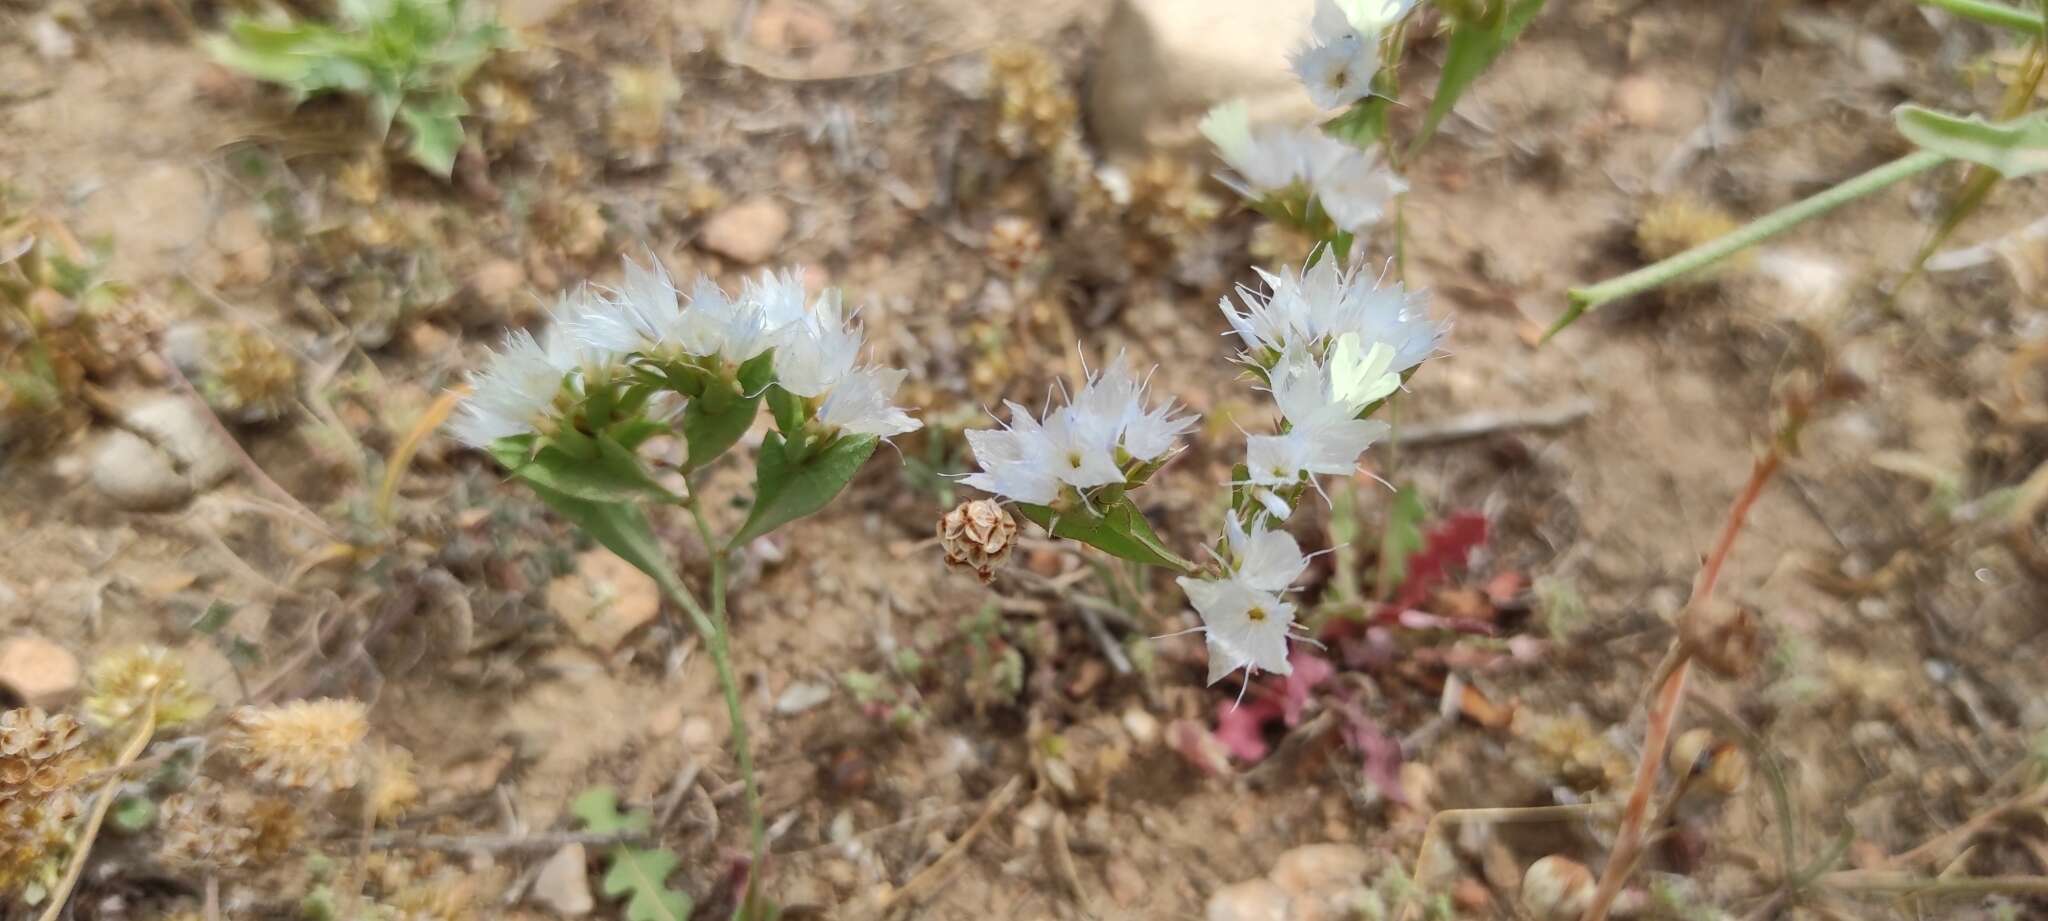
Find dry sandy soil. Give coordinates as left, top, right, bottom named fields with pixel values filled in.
left=3, top=0, right=2047, bottom=918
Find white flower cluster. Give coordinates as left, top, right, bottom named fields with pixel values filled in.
left=1291, top=0, right=1419, bottom=110
left=1199, top=101, right=1405, bottom=236
left=1198, top=0, right=1420, bottom=238
left=1177, top=514, right=1311, bottom=684
left=961, top=354, right=1196, bottom=506
left=1221, top=252, right=1442, bottom=370
left=451, top=257, right=920, bottom=450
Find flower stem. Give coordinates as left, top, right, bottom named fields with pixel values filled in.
left=679, top=489, right=768, bottom=866
left=1551, top=149, right=1950, bottom=339
left=1917, top=0, right=2045, bottom=34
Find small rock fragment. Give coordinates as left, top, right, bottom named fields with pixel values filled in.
left=698, top=198, right=791, bottom=265
left=775, top=681, right=833, bottom=715
left=123, top=396, right=235, bottom=489
left=1105, top=857, right=1147, bottom=906
left=1205, top=878, right=1290, bottom=921
left=1086, top=0, right=1320, bottom=156
left=89, top=429, right=192, bottom=511
left=0, top=635, right=82, bottom=708
left=547, top=549, right=662, bottom=652
left=533, top=842, right=595, bottom=916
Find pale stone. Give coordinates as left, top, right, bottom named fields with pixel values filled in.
left=89, top=429, right=191, bottom=511
left=698, top=197, right=791, bottom=265
left=533, top=843, right=595, bottom=916
left=1205, top=878, right=1290, bottom=921
left=547, top=549, right=662, bottom=652
left=0, top=635, right=81, bottom=708
left=123, top=395, right=235, bottom=489
left=1085, top=0, right=1321, bottom=156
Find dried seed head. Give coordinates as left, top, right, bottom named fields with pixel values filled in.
left=1669, top=728, right=1749, bottom=796
left=157, top=778, right=259, bottom=871
left=366, top=744, right=423, bottom=824
left=938, top=499, right=1019, bottom=584
left=1678, top=600, right=1763, bottom=679
left=0, top=709, right=85, bottom=761
left=986, top=215, right=1045, bottom=277
left=224, top=699, right=369, bottom=793
left=85, top=645, right=213, bottom=729
left=1635, top=195, right=1742, bottom=266
left=1521, top=854, right=1595, bottom=921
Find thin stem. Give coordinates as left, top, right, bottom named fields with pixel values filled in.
left=1555, top=150, right=1949, bottom=336
left=1820, top=872, right=2048, bottom=896
left=1582, top=447, right=1791, bottom=921
left=1917, top=0, right=2045, bottom=34
left=681, top=488, right=768, bottom=868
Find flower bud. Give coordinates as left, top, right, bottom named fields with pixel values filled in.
left=1669, top=728, right=1749, bottom=796
left=1521, top=854, right=1594, bottom=921
left=939, top=499, right=1018, bottom=584
left=1677, top=600, right=1761, bottom=679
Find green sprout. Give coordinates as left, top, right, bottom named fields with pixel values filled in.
left=205, top=0, right=508, bottom=177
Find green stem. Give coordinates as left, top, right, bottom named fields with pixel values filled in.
left=1917, top=0, right=2045, bottom=34
left=679, top=491, right=767, bottom=867
left=1552, top=149, right=1950, bottom=338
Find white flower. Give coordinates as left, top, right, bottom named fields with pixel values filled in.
left=1071, top=353, right=1198, bottom=462
left=1200, top=101, right=1322, bottom=193
left=774, top=288, right=863, bottom=398
left=816, top=365, right=921, bottom=438
left=1177, top=576, right=1299, bottom=683
left=962, top=403, right=1064, bottom=505
left=1241, top=346, right=1393, bottom=490
left=450, top=328, right=570, bottom=448
left=1320, top=0, right=1417, bottom=36
left=1224, top=513, right=1309, bottom=592
left=1312, top=146, right=1406, bottom=232
left=1221, top=255, right=1444, bottom=371
left=1292, top=30, right=1375, bottom=110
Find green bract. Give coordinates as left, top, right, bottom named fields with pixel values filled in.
left=205, top=0, right=507, bottom=177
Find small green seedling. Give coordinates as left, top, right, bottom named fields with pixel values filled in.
left=206, top=0, right=508, bottom=177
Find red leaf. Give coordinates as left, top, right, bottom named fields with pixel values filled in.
left=1213, top=697, right=1285, bottom=762
left=1388, top=512, right=1488, bottom=613
left=1334, top=704, right=1406, bottom=804
left=1280, top=650, right=1334, bottom=726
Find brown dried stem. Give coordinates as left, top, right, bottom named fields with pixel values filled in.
left=1580, top=450, right=1785, bottom=921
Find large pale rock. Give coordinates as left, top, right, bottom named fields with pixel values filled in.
left=123, top=395, right=235, bottom=489
left=0, top=635, right=81, bottom=709
left=533, top=842, right=595, bottom=915
left=1086, top=0, right=1321, bottom=156
left=89, top=428, right=192, bottom=511
left=547, top=548, right=662, bottom=652
left=699, top=197, right=791, bottom=265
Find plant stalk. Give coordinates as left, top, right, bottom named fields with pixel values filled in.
left=1917, top=0, right=2046, bottom=34
left=678, top=491, right=767, bottom=866
left=1554, top=149, right=1949, bottom=337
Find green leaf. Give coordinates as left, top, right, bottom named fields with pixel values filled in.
left=492, top=436, right=678, bottom=505
left=1916, top=0, right=2045, bottom=35
left=396, top=93, right=467, bottom=177
left=728, top=432, right=878, bottom=547
left=572, top=787, right=693, bottom=921
left=570, top=786, right=652, bottom=835
left=1375, top=485, right=1426, bottom=600
left=526, top=483, right=675, bottom=591
left=603, top=849, right=693, bottom=921
left=1894, top=104, right=2048, bottom=178
left=1016, top=495, right=1196, bottom=574
left=681, top=354, right=773, bottom=473
left=1405, top=0, right=1547, bottom=161
left=111, top=796, right=156, bottom=832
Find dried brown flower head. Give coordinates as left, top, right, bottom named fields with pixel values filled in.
left=0, top=708, right=91, bottom=894
left=224, top=699, right=369, bottom=792
left=85, top=645, right=213, bottom=729
left=1635, top=194, right=1743, bottom=267
left=1669, top=728, right=1750, bottom=796
left=157, top=777, right=257, bottom=871
left=1678, top=600, right=1762, bottom=679
left=199, top=323, right=299, bottom=423
left=367, top=744, right=422, bottom=824
left=1521, top=854, right=1594, bottom=921
left=986, top=215, right=1045, bottom=277
left=939, top=499, right=1018, bottom=584
left=989, top=44, right=1078, bottom=159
